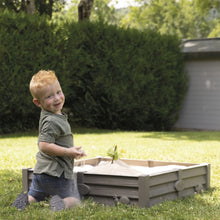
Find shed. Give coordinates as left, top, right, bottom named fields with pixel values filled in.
left=175, top=38, right=220, bottom=130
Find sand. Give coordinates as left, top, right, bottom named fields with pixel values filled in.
left=74, top=160, right=186, bottom=176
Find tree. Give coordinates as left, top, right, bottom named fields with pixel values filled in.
left=120, top=0, right=220, bottom=39
left=194, top=0, right=220, bottom=13
left=64, top=0, right=118, bottom=24
left=0, top=0, right=66, bottom=17
left=27, top=0, right=36, bottom=14
left=0, top=0, right=26, bottom=13
left=78, top=0, right=93, bottom=21
left=89, top=0, right=117, bottom=24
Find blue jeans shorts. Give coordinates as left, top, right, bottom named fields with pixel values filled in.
left=28, top=173, right=80, bottom=202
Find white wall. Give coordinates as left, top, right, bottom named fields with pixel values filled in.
left=175, top=59, right=220, bottom=130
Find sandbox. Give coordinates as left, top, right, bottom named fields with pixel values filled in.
left=22, top=157, right=210, bottom=208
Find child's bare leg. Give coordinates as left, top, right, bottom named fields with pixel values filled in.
left=50, top=195, right=80, bottom=211
left=63, top=197, right=80, bottom=209
left=28, top=195, right=37, bottom=203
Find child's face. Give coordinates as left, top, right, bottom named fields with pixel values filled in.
left=33, top=80, right=65, bottom=114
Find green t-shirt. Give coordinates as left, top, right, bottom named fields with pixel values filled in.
left=34, top=110, right=74, bottom=179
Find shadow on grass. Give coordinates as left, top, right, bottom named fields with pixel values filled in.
left=72, top=127, right=118, bottom=135
left=0, top=127, right=118, bottom=138
left=140, top=131, right=220, bottom=142
left=54, top=127, right=220, bottom=143
left=0, top=130, right=38, bottom=139
left=1, top=127, right=220, bottom=142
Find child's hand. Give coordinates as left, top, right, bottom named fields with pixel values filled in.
left=68, top=146, right=87, bottom=159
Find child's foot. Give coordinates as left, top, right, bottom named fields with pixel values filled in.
left=11, top=193, right=28, bottom=210
left=50, top=195, right=65, bottom=212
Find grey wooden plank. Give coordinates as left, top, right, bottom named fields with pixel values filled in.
left=28, top=180, right=32, bottom=189
left=206, top=164, right=211, bottom=189
left=86, top=195, right=140, bottom=207
left=181, top=165, right=207, bottom=179
left=178, top=187, right=196, bottom=198
left=83, top=174, right=139, bottom=187
left=183, top=175, right=206, bottom=189
left=149, top=192, right=178, bottom=207
left=138, top=175, right=150, bottom=207
left=148, top=160, right=196, bottom=167
left=149, top=172, right=178, bottom=186
left=74, top=157, right=102, bottom=166
left=29, top=172, right=34, bottom=180
left=77, top=172, right=84, bottom=185
left=149, top=182, right=176, bottom=198
left=87, top=185, right=139, bottom=198
left=120, top=158, right=150, bottom=167
left=22, top=168, right=29, bottom=193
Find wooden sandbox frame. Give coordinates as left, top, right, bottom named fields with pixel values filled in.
left=22, top=157, right=210, bottom=208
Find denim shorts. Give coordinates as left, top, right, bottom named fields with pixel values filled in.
left=28, top=173, right=80, bottom=202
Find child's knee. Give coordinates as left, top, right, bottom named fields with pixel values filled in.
left=63, top=197, right=80, bottom=209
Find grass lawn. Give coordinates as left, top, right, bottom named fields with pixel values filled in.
left=0, top=128, right=220, bottom=220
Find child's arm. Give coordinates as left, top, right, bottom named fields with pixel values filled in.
left=39, top=141, right=87, bottom=159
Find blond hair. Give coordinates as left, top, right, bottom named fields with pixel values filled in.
left=30, top=70, right=58, bottom=98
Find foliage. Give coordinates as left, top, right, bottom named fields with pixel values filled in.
left=0, top=0, right=66, bottom=17
left=64, top=0, right=119, bottom=24
left=1, top=0, right=220, bottom=39
left=0, top=11, right=64, bottom=133
left=59, top=0, right=220, bottom=39
left=120, top=0, right=220, bottom=39
left=0, top=129, right=220, bottom=219
left=209, top=20, right=220, bottom=37
left=107, top=145, right=125, bottom=163
left=90, top=0, right=118, bottom=24
left=194, top=0, right=220, bottom=14
left=0, top=11, right=187, bottom=133
left=60, top=0, right=220, bottom=39
left=63, top=21, right=187, bottom=130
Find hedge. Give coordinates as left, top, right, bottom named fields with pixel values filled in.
left=0, top=11, right=187, bottom=133
left=0, top=11, right=65, bottom=133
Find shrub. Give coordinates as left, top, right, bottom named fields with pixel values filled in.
left=63, top=21, right=187, bottom=130
left=0, top=11, right=64, bottom=133
left=0, top=12, right=187, bottom=133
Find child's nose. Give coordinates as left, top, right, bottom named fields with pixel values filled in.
left=54, top=94, right=60, bottom=100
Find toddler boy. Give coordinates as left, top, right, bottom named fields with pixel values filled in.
left=12, top=70, right=86, bottom=211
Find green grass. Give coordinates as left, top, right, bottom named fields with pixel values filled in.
left=0, top=128, right=220, bottom=220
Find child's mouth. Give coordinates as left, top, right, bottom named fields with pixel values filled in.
left=54, top=103, right=61, bottom=107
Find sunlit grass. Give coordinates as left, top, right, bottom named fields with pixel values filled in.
left=0, top=128, right=220, bottom=219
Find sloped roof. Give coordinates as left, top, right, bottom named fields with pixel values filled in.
left=182, top=38, right=220, bottom=58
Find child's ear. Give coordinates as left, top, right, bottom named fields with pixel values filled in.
left=33, top=98, right=41, bottom=108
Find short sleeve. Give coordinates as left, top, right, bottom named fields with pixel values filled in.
left=38, top=120, right=60, bottom=143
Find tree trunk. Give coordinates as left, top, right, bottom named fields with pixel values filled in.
left=78, top=0, right=94, bottom=21
left=26, top=0, right=36, bottom=14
